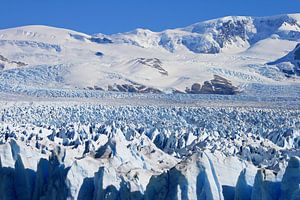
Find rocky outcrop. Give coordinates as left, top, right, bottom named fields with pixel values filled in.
left=132, top=58, right=168, bottom=76
left=107, top=83, right=162, bottom=94
left=186, top=75, right=239, bottom=95
left=89, top=37, right=113, bottom=44
left=0, top=54, right=27, bottom=69
left=190, top=83, right=201, bottom=93
left=95, top=52, right=104, bottom=57
left=86, top=86, right=104, bottom=91
left=86, top=83, right=162, bottom=93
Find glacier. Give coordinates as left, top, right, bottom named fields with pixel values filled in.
left=0, top=101, right=299, bottom=199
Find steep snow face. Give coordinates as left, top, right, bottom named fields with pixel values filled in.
left=182, top=16, right=255, bottom=53
left=268, top=43, right=300, bottom=76
left=109, top=14, right=300, bottom=54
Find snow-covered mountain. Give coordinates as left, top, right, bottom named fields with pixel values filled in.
left=0, top=14, right=299, bottom=96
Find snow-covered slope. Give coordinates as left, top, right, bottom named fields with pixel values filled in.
left=268, top=43, right=300, bottom=76
left=0, top=14, right=299, bottom=96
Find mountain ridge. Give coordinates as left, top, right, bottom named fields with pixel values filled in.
left=0, top=13, right=299, bottom=95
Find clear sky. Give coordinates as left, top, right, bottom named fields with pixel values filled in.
left=1, top=0, right=300, bottom=34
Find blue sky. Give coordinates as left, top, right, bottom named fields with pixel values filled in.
left=1, top=0, right=300, bottom=34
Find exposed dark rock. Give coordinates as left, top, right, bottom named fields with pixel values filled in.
left=140, top=87, right=162, bottom=94
left=86, top=85, right=104, bottom=91
left=186, top=75, right=239, bottom=95
left=200, top=81, right=214, bottom=94
left=137, top=85, right=147, bottom=90
left=185, top=87, right=191, bottom=93
left=95, top=52, right=104, bottom=57
left=121, top=84, right=138, bottom=93
left=191, top=83, right=201, bottom=93
left=94, top=86, right=104, bottom=91
left=211, top=75, right=239, bottom=95
left=172, top=89, right=185, bottom=94
left=90, top=37, right=113, bottom=44
left=107, top=85, right=119, bottom=92
left=107, top=83, right=162, bottom=94
left=0, top=54, right=27, bottom=68
left=69, top=33, right=86, bottom=41
left=215, top=19, right=248, bottom=48
left=134, top=58, right=168, bottom=76
left=86, top=75, right=237, bottom=95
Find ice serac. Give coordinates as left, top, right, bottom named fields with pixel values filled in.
left=32, top=158, right=49, bottom=200
left=145, top=152, right=224, bottom=200
left=0, top=143, right=16, bottom=200
left=93, top=167, right=120, bottom=200
left=234, top=169, right=253, bottom=200
left=251, top=169, right=280, bottom=200
left=197, top=153, right=224, bottom=200
left=197, top=155, right=224, bottom=200
left=65, top=161, right=90, bottom=200
left=14, top=155, right=34, bottom=200
left=41, top=146, right=70, bottom=200
left=280, top=157, right=300, bottom=200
